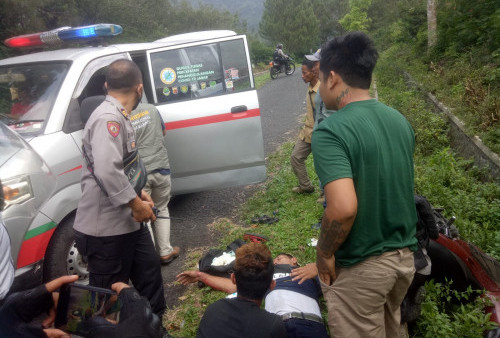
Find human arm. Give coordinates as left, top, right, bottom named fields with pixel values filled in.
left=111, top=282, right=161, bottom=338
left=0, top=275, right=78, bottom=338
left=316, top=178, right=357, bottom=285
left=176, top=270, right=237, bottom=294
left=290, top=263, right=318, bottom=284
left=86, top=112, right=138, bottom=204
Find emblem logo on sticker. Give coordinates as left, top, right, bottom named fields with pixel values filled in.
left=160, top=68, right=176, bottom=85
left=209, top=81, right=216, bottom=87
left=107, top=121, right=120, bottom=138
left=200, top=82, right=206, bottom=89
left=180, top=85, right=188, bottom=94
left=172, top=87, right=178, bottom=95
left=163, top=87, right=171, bottom=96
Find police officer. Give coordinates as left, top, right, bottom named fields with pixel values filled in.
left=73, top=59, right=166, bottom=318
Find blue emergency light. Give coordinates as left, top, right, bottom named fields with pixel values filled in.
left=4, top=24, right=123, bottom=48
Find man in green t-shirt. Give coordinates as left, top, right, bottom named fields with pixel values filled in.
left=311, top=31, right=418, bottom=337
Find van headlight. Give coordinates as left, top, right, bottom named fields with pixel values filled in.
left=2, top=176, right=33, bottom=210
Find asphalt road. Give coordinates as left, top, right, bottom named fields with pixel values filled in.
left=162, top=67, right=307, bottom=307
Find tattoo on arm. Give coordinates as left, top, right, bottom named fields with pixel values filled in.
left=336, top=88, right=349, bottom=104
left=317, top=214, right=351, bottom=258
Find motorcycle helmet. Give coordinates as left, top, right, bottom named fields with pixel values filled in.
left=276, top=43, right=283, bottom=49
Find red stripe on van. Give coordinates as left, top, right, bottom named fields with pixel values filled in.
left=58, top=165, right=83, bottom=176
left=165, top=108, right=260, bottom=130
left=16, top=227, right=56, bottom=268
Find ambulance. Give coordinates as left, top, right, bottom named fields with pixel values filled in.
left=0, top=24, right=265, bottom=290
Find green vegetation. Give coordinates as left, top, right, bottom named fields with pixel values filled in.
left=413, top=280, right=497, bottom=337
left=165, top=47, right=499, bottom=337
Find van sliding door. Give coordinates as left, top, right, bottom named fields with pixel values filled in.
left=146, top=35, right=265, bottom=194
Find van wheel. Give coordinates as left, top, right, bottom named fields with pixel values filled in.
left=43, top=215, right=89, bottom=283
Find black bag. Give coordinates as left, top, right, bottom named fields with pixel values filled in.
left=413, top=195, right=439, bottom=270
left=122, top=149, right=147, bottom=195
left=198, top=239, right=246, bottom=278
left=83, top=146, right=147, bottom=196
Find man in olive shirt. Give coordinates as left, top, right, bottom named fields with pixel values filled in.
left=290, top=59, right=320, bottom=194
left=74, top=59, right=166, bottom=317
left=131, top=103, right=180, bottom=264
left=312, top=32, right=417, bottom=337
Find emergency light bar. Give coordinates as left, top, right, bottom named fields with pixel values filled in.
left=4, top=24, right=123, bottom=48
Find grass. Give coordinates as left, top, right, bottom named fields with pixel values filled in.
left=386, top=44, right=500, bottom=155
left=163, top=51, right=499, bottom=337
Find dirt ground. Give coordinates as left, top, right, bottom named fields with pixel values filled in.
left=161, top=69, right=307, bottom=308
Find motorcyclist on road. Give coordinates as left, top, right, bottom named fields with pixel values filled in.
left=274, top=43, right=290, bottom=70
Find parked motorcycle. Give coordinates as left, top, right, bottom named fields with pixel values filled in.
left=269, top=57, right=295, bottom=79
left=402, top=198, right=500, bottom=337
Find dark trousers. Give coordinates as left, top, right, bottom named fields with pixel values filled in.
left=75, top=226, right=166, bottom=316
left=284, top=318, right=330, bottom=338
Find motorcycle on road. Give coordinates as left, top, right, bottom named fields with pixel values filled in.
left=269, top=57, right=295, bottom=79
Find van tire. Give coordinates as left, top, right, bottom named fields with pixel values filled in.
left=43, top=214, right=89, bottom=283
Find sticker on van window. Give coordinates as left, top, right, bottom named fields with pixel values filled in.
left=160, top=68, right=176, bottom=85
left=225, top=80, right=233, bottom=89
left=176, top=64, right=214, bottom=84
left=162, top=87, right=170, bottom=96
left=180, top=85, right=188, bottom=94
left=200, top=82, right=206, bottom=90
left=209, top=81, right=216, bottom=87
left=191, top=84, right=198, bottom=91
left=172, top=87, right=178, bottom=95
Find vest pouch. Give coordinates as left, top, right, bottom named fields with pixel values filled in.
left=123, top=150, right=147, bottom=195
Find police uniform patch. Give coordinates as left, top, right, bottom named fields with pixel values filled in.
left=107, top=121, right=120, bottom=137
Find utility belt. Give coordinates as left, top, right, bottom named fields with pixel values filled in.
left=282, top=312, right=323, bottom=324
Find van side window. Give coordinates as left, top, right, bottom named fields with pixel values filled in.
left=64, top=54, right=127, bottom=133
left=150, top=38, right=251, bottom=104
left=220, top=39, right=251, bottom=93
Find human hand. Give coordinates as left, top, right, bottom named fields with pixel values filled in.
left=291, top=263, right=318, bottom=284
left=316, top=254, right=336, bottom=286
left=140, top=190, right=154, bottom=205
left=111, top=282, right=130, bottom=295
left=130, top=196, right=156, bottom=223
left=176, top=271, right=200, bottom=285
left=42, top=275, right=79, bottom=329
left=43, top=328, right=71, bottom=337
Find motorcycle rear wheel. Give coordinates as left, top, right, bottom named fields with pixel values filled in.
left=270, top=67, right=279, bottom=79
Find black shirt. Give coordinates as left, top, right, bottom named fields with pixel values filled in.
left=197, top=297, right=286, bottom=338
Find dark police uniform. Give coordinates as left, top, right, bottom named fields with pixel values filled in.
left=74, top=95, right=166, bottom=315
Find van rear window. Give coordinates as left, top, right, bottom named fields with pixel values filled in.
left=149, top=39, right=251, bottom=104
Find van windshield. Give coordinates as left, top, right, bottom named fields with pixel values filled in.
left=0, top=63, right=69, bottom=136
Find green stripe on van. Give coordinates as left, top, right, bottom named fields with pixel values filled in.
left=24, top=221, right=57, bottom=240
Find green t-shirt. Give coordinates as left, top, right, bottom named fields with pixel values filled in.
left=312, top=99, right=418, bottom=267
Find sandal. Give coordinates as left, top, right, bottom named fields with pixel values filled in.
left=251, top=215, right=279, bottom=224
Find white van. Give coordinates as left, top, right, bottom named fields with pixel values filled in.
left=0, top=26, right=266, bottom=290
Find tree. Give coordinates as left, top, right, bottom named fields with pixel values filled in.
left=339, top=0, right=372, bottom=33
left=259, top=0, right=319, bottom=54
left=310, top=0, right=349, bottom=42
left=427, top=0, right=437, bottom=49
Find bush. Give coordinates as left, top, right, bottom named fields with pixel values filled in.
left=413, top=280, right=498, bottom=338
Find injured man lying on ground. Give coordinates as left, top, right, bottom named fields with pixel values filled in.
left=176, top=252, right=329, bottom=338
